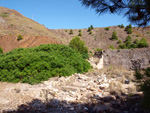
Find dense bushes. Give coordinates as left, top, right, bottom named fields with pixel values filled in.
left=0, top=44, right=92, bottom=84
left=69, top=36, right=89, bottom=59
left=118, top=37, right=148, bottom=49
left=134, top=68, right=150, bottom=109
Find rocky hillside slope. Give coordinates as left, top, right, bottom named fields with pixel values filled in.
left=50, top=26, right=150, bottom=51
left=0, top=6, right=59, bottom=52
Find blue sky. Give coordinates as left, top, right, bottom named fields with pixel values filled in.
left=1, top=0, right=131, bottom=29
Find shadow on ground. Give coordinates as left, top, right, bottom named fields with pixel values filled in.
left=3, top=93, right=150, bottom=113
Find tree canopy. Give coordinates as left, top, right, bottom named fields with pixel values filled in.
left=79, top=0, right=150, bottom=26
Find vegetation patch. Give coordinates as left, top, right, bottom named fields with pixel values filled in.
left=0, top=47, right=4, bottom=55
left=111, top=31, right=118, bottom=40
left=105, top=27, right=110, bottom=31
left=17, top=34, right=23, bottom=41
left=69, top=36, right=89, bottom=59
left=118, top=37, right=148, bottom=49
left=69, top=29, right=73, bottom=34
left=0, top=44, right=92, bottom=84
left=0, top=12, right=9, bottom=17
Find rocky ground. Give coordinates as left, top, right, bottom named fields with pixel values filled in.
left=0, top=68, right=149, bottom=113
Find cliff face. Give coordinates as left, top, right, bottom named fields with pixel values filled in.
left=103, top=48, right=150, bottom=70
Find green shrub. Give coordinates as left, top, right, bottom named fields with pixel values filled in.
left=137, top=38, right=148, bottom=48
left=125, top=41, right=131, bottom=48
left=69, top=29, right=73, bottom=34
left=17, top=34, right=23, bottom=41
left=118, top=44, right=127, bottom=49
left=130, top=44, right=137, bottom=48
left=105, top=27, right=109, bottom=31
left=118, top=37, right=148, bottom=49
left=65, top=30, right=68, bottom=32
left=79, top=29, right=81, bottom=32
left=94, top=48, right=103, bottom=52
left=118, top=24, right=124, bottom=28
left=0, top=44, right=92, bottom=84
left=125, top=24, right=132, bottom=31
left=90, top=25, right=94, bottom=29
left=134, top=68, right=150, bottom=109
left=127, top=28, right=132, bottom=34
left=89, top=31, right=92, bottom=34
left=69, top=36, right=89, bottom=59
left=88, top=27, right=92, bottom=32
left=117, top=39, right=122, bottom=44
left=125, top=24, right=132, bottom=34
left=125, top=35, right=132, bottom=42
left=78, top=32, right=82, bottom=36
left=109, top=45, right=115, bottom=49
left=111, top=31, right=118, bottom=40
left=133, top=39, right=139, bottom=44
left=0, top=47, right=4, bottom=54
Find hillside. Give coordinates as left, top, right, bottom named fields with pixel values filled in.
left=0, top=6, right=150, bottom=53
left=50, top=26, right=150, bottom=52
left=0, top=6, right=59, bottom=52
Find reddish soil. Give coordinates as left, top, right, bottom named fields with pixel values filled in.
left=0, top=35, right=60, bottom=53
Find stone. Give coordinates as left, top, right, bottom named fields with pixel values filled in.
left=99, top=83, right=109, bottom=90
left=125, top=80, right=130, bottom=84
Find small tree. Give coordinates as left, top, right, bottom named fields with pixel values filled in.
left=17, top=34, right=23, bottom=41
left=125, top=24, right=132, bottom=31
left=118, top=44, right=126, bottom=49
left=105, top=27, right=109, bottom=31
left=69, top=29, right=73, bottom=34
left=118, top=24, right=124, bottom=28
left=125, top=35, right=132, bottom=42
left=137, top=38, right=148, bottom=48
left=125, top=41, right=131, bottom=48
left=127, top=28, right=132, bottom=34
left=69, top=36, right=89, bottom=59
left=88, top=27, right=92, bottom=32
left=89, top=31, right=92, bottom=34
left=111, top=31, right=118, bottom=40
left=117, top=39, right=122, bottom=44
left=79, top=29, right=81, bottom=32
left=134, top=39, right=139, bottom=44
left=78, top=32, right=82, bottom=36
left=90, top=25, right=94, bottom=29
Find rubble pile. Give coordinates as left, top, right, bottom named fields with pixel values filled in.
left=2, top=72, right=146, bottom=113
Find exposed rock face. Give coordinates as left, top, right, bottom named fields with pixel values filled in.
left=91, top=48, right=150, bottom=70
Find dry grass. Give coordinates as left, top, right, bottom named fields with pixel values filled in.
left=109, top=81, right=124, bottom=95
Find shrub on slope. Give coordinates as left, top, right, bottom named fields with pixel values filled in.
left=0, top=44, right=92, bottom=84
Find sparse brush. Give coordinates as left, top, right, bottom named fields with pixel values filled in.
left=17, top=34, right=23, bottom=41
